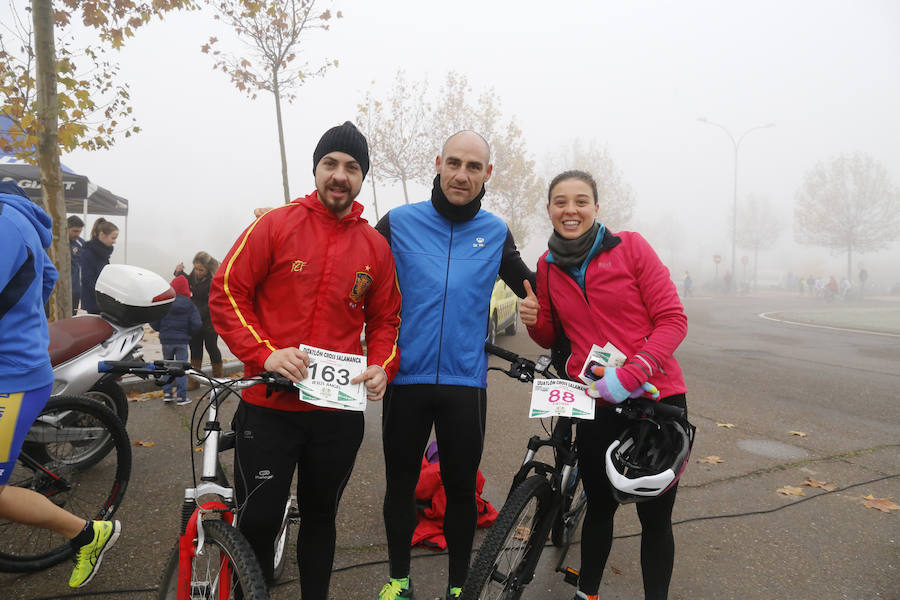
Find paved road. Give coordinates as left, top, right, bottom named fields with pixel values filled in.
left=3, top=295, right=898, bottom=599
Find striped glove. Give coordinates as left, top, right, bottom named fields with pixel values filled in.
left=585, top=366, right=660, bottom=404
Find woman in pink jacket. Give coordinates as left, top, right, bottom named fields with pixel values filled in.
left=520, top=170, right=688, bottom=600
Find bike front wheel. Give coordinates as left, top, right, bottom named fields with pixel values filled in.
left=157, top=519, right=270, bottom=600
left=0, top=395, right=131, bottom=572
left=461, top=475, right=555, bottom=600
left=551, top=470, right=585, bottom=548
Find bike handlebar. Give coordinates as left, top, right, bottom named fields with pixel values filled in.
left=97, top=360, right=295, bottom=391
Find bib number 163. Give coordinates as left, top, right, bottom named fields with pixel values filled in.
left=308, top=363, right=350, bottom=386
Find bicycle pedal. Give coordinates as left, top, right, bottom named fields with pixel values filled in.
left=563, top=567, right=580, bottom=586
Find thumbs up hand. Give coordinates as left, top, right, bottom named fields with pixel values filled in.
left=519, top=280, right=540, bottom=326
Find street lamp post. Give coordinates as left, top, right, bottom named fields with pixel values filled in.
left=697, top=118, right=774, bottom=279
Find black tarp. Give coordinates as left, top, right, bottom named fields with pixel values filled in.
left=0, top=155, right=129, bottom=216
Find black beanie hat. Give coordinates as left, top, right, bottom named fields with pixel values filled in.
left=312, top=121, right=370, bottom=177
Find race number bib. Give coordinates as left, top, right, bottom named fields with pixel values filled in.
left=294, top=345, right=367, bottom=411
left=529, top=379, right=595, bottom=419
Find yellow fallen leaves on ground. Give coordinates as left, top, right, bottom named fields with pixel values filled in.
left=777, top=485, right=805, bottom=497
left=716, top=422, right=735, bottom=428
left=802, top=478, right=837, bottom=491
left=788, top=430, right=807, bottom=437
left=861, top=494, right=900, bottom=513
left=699, top=456, right=724, bottom=464
left=133, top=440, right=155, bottom=447
left=127, top=390, right=164, bottom=402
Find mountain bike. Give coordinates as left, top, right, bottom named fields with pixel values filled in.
left=0, top=394, right=132, bottom=573
left=461, top=344, right=687, bottom=600
left=99, top=360, right=298, bottom=600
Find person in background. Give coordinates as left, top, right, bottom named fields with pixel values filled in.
left=682, top=270, right=693, bottom=297
left=0, top=181, right=121, bottom=589
left=79, top=218, right=118, bottom=314
left=520, top=170, right=688, bottom=600
left=150, top=275, right=202, bottom=405
left=67, top=215, right=84, bottom=315
left=175, top=252, right=223, bottom=385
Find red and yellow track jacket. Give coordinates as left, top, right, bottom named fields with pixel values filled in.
left=209, top=192, right=402, bottom=411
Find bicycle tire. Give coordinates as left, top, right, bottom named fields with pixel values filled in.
left=157, top=519, right=270, bottom=600
left=0, top=395, right=131, bottom=573
left=551, top=470, right=584, bottom=548
left=461, top=475, right=555, bottom=600
left=85, top=379, right=129, bottom=426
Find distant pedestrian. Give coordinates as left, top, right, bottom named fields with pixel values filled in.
left=149, top=275, right=202, bottom=405
left=682, top=270, right=693, bottom=297
left=80, top=218, right=119, bottom=314
left=67, top=215, right=84, bottom=315
left=859, top=266, right=868, bottom=298
left=175, top=252, right=223, bottom=385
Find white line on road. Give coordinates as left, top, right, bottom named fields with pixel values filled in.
left=759, top=312, right=900, bottom=338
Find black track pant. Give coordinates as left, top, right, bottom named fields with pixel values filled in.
left=575, top=394, right=687, bottom=600
left=189, top=323, right=222, bottom=363
left=382, top=384, right=487, bottom=588
left=232, top=401, right=363, bottom=600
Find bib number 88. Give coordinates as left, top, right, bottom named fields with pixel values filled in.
left=548, top=389, right=575, bottom=403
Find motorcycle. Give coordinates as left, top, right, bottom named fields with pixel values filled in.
left=48, top=264, right=175, bottom=424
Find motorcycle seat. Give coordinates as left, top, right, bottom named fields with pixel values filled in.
left=48, top=315, right=116, bottom=367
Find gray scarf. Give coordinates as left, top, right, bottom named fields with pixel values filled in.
left=547, top=223, right=601, bottom=268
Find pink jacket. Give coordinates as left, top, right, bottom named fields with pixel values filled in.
left=527, top=230, right=687, bottom=400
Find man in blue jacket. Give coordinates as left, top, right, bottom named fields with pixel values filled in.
left=375, top=131, right=534, bottom=600
left=0, top=181, right=121, bottom=588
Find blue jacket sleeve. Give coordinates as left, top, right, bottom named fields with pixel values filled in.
left=42, top=249, right=58, bottom=305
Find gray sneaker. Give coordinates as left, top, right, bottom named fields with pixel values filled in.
left=176, top=397, right=191, bottom=406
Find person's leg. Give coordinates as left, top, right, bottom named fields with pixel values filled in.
left=382, top=384, right=436, bottom=582
left=161, top=344, right=175, bottom=397
left=204, top=325, right=223, bottom=374
left=294, top=410, right=364, bottom=600
left=432, top=386, right=486, bottom=590
left=188, top=333, right=204, bottom=390
left=0, top=485, right=85, bottom=537
left=636, top=485, right=678, bottom=600
left=232, top=402, right=299, bottom=582
left=174, top=345, right=189, bottom=400
left=574, top=414, right=627, bottom=596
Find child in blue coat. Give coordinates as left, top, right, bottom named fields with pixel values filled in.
left=150, top=275, right=202, bottom=404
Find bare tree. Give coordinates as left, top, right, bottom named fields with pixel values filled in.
left=794, top=152, right=900, bottom=280
left=204, top=0, right=341, bottom=204
left=545, top=139, right=636, bottom=231
left=356, top=70, right=431, bottom=205
left=736, top=194, right=782, bottom=289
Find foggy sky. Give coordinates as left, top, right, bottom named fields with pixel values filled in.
left=6, top=0, right=899, bottom=288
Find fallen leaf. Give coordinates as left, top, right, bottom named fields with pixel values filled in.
left=610, top=566, right=622, bottom=575
left=802, top=478, right=837, bottom=491
left=716, top=422, right=735, bottom=428
left=126, top=392, right=141, bottom=399
left=777, top=485, right=805, bottom=497
left=144, top=390, right=165, bottom=398
left=789, top=431, right=807, bottom=437
left=514, top=525, right=531, bottom=540
left=699, top=456, right=724, bottom=464
left=861, top=494, right=900, bottom=513
left=133, top=440, right=155, bottom=447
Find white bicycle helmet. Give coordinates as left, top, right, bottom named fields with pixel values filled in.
left=605, top=417, right=695, bottom=503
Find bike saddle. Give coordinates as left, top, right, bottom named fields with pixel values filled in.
left=48, top=315, right=115, bottom=367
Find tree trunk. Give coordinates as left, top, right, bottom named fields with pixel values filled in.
left=401, top=175, right=409, bottom=205
left=369, top=171, right=380, bottom=221
left=32, top=0, right=71, bottom=321
left=272, top=74, right=290, bottom=204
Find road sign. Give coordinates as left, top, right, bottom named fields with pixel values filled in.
left=713, top=255, right=722, bottom=264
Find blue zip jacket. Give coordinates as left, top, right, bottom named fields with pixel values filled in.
left=150, top=295, right=202, bottom=345
left=0, top=182, right=57, bottom=393
left=379, top=198, right=527, bottom=388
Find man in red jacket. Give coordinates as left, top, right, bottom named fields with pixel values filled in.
left=209, top=121, right=402, bottom=600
